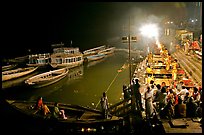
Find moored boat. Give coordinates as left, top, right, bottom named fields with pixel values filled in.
left=25, top=67, right=69, bottom=88
left=50, top=47, right=83, bottom=69
left=27, top=53, right=50, bottom=67
left=2, top=67, right=38, bottom=81
left=98, top=47, right=115, bottom=55
left=83, top=45, right=106, bottom=57
left=86, top=53, right=106, bottom=62
left=2, top=64, right=17, bottom=71
left=5, top=100, right=123, bottom=133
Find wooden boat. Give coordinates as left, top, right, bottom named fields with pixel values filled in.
left=6, top=100, right=123, bottom=133
left=83, top=45, right=106, bottom=57
left=2, top=64, right=17, bottom=71
left=98, top=47, right=115, bottom=55
left=2, top=67, right=38, bottom=81
left=50, top=47, right=83, bottom=69
left=25, top=67, right=69, bottom=88
left=86, top=53, right=106, bottom=62
left=2, top=72, right=39, bottom=89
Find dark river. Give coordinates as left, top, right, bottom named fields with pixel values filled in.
left=2, top=50, right=142, bottom=110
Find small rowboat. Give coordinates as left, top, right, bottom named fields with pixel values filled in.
left=2, top=67, right=38, bottom=81
left=25, top=67, right=69, bottom=88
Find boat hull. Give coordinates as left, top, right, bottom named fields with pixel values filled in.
left=2, top=67, right=38, bottom=81
left=2, top=64, right=17, bottom=71
left=50, top=61, right=83, bottom=69
left=25, top=67, right=69, bottom=88
left=86, top=54, right=106, bottom=62
left=5, top=100, right=123, bottom=133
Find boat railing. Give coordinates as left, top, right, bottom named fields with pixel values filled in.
left=108, top=97, right=132, bottom=117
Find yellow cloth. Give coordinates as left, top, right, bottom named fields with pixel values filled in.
left=146, top=67, right=153, bottom=73
left=147, top=76, right=154, bottom=84
left=171, top=62, right=178, bottom=70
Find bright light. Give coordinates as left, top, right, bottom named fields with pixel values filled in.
left=140, top=23, right=161, bottom=49
left=139, top=24, right=159, bottom=39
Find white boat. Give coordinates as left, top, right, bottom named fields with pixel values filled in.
left=25, top=67, right=69, bottom=88
left=50, top=47, right=83, bottom=68
left=2, top=67, right=38, bottom=81
left=83, top=45, right=106, bottom=57
left=27, top=53, right=50, bottom=67
left=98, top=47, right=115, bottom=55
left=86, top=53, right=106, bottom=62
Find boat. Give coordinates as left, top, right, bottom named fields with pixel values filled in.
left=5, top=100, right=123, bottom=133
left=2, top=64, right=17, bottom=71
left=2, top=67, right=38, bottom=81
left=27, top=53, right=50, bottom=67
left=25, top=67, right=69, bottom=88
left=50, top=47, right=83, bottom=69
left=86, top=53, right=106, bottom=62
left=98, top=47, right=115, bottom=55
left=2, top=72, right=39, bottom=89
left=83, top=45, right=106, bottom=57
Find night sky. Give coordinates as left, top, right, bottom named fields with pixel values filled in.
left=2, top=2, right=195, bottom=59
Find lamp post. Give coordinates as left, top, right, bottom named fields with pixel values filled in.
left=128, top=17, right=131, bottom=86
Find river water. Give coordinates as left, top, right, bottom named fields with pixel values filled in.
left=2, top=50, right=142, bottom=110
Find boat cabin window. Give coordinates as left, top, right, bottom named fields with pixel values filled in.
left=76, top=57, right=82, bottom=61
left=56, top=58, right=62, bottom=64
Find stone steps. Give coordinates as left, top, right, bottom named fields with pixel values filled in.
left=172, top=50, right=202, bottom=86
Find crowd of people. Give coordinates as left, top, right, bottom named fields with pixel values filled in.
left=132, top=45, right=202, bottom=121
left=120, top=43, right=202, bottom=123
left=122, top=76, right=202, bottom=122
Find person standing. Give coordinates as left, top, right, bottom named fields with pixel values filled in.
left=133, top=79, right=144, bottom=111
left=171, top=59, right=178, bottom=81
left=145, top=86, right=154, bottom=119
left=100, top=92, right=109, bottom=119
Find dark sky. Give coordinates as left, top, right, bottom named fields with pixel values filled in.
left=2, top=2, right=194, bottom=58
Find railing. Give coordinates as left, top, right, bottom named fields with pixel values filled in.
left=108, top=97, right=132, bottom=117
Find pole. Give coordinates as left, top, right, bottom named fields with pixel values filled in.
left=128, top=16, right=131, bottom=85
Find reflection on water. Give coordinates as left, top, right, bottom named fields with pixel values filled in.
left=2, top=51, right=141, bottom=109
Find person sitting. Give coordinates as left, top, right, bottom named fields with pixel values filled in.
left=52, top=102, right=67, bottom=120
left=33, top=97, right=44, bottom=114
left=34, top=96, right=43, bottom=110
left=42, top=104, right=50, bottom=116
